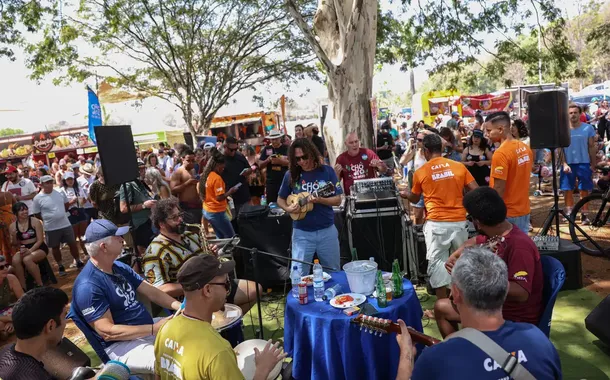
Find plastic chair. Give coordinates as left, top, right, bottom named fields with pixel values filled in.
left=538, top=255, right=566, bottom=338
left=67, top=309, right=111, bottom=364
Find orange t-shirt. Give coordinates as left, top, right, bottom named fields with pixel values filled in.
left=490, top=140, right=533, bottom=217
left=411, top=157, right=475, bottom=222
left=203, top=171, right=227, bottom=213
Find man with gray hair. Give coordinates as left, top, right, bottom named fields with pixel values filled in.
left=395, top=247, right=561, bottom=380
left=70, top=219, right=181, bottom=376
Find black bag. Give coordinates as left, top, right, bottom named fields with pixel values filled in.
left=41, top=337, right=91, bottom=380
left=114, top=183, right=134, bottom=226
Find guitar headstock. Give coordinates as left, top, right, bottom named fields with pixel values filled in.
left=350, top=314, right=398, bottom=336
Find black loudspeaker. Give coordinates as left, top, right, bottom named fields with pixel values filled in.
left=95, top=126, right=139, bottom=187
left=41, top=337, right=91, bottom=380
left=539, top=239, right=582, bottom=291
left=527, top=90, right=570, bottom=149
left=586, top=295, right=610, bottom=347
left=349, top=214, right=404, bottom=272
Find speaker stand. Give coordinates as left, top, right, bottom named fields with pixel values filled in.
left=538, top=150, right=606, bottom=254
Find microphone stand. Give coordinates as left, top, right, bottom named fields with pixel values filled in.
left=231, top=244, right=339, bottom=339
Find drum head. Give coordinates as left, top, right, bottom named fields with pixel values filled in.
left=212, top=303, right=242, bottom=331
left=235, top=339, right=283, bottom=380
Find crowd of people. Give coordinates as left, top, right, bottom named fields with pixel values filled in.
left=0, top=102, right=606, bottom=378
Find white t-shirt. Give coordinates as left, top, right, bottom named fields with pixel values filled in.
left=77, top=176, right=95, bottom=209
left=1, top=178, right=37, bottom=214
left=59, top=186, right=87, bottom=211
left=32, top=190, right=71, bottom=231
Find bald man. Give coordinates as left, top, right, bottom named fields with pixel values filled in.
left=335, top=132, right=387, bottom=195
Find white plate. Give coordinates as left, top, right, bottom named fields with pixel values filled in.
left=301, top=272, right=332, bottom=286
left=329, top=293, right=366, bottom=309
left=235, top=339, right=283, bottom=380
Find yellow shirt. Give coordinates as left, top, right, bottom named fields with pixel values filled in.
left=154, top=313, right=245, bottom=380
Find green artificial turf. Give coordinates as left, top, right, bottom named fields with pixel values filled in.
left=75, top=289, right=610, bottom=379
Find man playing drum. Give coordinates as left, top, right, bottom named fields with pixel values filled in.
left=154, top=255, right=286, bottom=380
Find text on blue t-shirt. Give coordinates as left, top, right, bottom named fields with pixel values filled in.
left=70, top=261, right=153, bottom=349
left=411, top=321, right=562, bottom=380
left=278, top=165, right=342, bottom=232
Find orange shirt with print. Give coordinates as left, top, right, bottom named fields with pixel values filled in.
left=203, top=171, right=227, bottom=213
left=489, top=140, right=533, bottom=217
left=411, top=157, right=475, bottom=222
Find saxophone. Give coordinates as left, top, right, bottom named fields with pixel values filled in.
left=184, top=223, right=211, bottom=254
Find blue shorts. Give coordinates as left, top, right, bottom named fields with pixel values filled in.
left=559, top=163, right=593, bottom=191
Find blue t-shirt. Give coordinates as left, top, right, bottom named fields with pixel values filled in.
left=565, top=123, right=595, bottom=164
left=412, top=321, right=562, bottom=380
left=71, top=261, right=153, bottom=349
left=278, top=165, right=342, bottom=232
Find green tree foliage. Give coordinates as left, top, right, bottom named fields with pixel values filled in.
left=571, top=1, right=610, bottom=87
left=0, top=0, right=53, bottom=60
left=376, top=0, right=576, bottom=86
left=23, top=0, right=317, bottom=138
left=0, top=128, right=24, bottom=137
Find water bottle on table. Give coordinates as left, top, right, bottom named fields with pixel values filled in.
left=290, top=265, right=301, bottom=299
left=376, top=270, right=387, bottom=307
left=322, top=284, right=342, bottom=301
left=313, top=259, right=325, bottom=302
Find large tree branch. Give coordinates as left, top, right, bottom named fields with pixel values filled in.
left=286, top=0, right=334, bottom=73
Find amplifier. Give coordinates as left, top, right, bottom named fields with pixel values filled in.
left=352, top=177, right=395, bottom=194
left=539, top=239, right=582, bottom=290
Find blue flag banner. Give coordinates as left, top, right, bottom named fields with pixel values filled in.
left=87, top=86, right=102, bottom=145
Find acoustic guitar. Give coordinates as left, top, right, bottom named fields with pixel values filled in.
left=286, top=182, right=336, bottom=221
left=351, top=314, right=441, bottom=346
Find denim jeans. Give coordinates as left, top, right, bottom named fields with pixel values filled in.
left=291, top=225, right=340, bottom=275
left=203, top=210, right=235, bottom=238
left=507, top=214, right=530, bottom=234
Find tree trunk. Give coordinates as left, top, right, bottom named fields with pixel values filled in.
left=287, top=0, right=378, bottom=165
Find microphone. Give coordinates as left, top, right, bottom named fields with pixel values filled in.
left=95, top=361, right=131, bottom=380
left=219, top=235, right=240, bottom=256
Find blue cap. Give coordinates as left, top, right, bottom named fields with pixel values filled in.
left=451, top=111, right=459, bottom=117
left=85, top=219, right=130, bottom=243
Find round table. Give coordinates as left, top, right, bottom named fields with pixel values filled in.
left=284, top=271, right=424, bottom=380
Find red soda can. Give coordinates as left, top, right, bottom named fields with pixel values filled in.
left=298, top=281, right=308, bottom=304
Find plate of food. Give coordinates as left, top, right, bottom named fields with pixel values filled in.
left=329, top=293, right=366, bottom=309
left=301, top=272, right=332, bottom=286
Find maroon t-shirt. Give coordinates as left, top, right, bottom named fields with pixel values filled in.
left=476, top=226, right=543, bottom=324
left=335, top=148, right=379, bottom=195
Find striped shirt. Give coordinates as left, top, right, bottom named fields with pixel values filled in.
left=143, top=231, right=208, bottom=287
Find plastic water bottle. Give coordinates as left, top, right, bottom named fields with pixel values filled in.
left=322, top=284, right=342, bottom=301
left=261, top=195, right=267, bottom=206
left=290, top=265, right=301, bottom=299
left=313, top=259, right=325, bottom=302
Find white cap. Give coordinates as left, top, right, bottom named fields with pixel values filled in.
left=63, top=171, right=75, bottom=180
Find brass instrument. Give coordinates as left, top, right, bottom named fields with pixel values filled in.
left=184, top=223, right=211, bottom=254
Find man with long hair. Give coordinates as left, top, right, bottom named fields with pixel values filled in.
left=277, top=138, right=343, bottom=274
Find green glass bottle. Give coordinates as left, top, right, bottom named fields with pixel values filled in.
left=392, top=259, right=404, bottom=298
left=376, top=270, right=387, bottom=307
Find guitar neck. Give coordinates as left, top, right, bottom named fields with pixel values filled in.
left=385, top=323, right=441, bottom=346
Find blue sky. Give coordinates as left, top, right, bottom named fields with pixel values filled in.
left=0, top=0, right=591, bottom=134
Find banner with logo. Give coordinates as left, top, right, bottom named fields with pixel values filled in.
left=457, top=92, right=513, bottom=117
left=32, top=131, right=94, bottom=153
left=87, top=86, right=103, bottom=145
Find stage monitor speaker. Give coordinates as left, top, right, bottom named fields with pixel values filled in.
left=41, top=337, right=91, bottom=380
left=527, top=90, right=570, bottom=149
left=586, top=295, right=610, bottom=347
left=95, top=125, right=139, bottom=187
left=350, top=213, right=404, bottom=272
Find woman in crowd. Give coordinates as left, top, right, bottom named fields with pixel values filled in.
left=244, top=145, right=264, bottom=205
left=0, top=254, right=23, bottom=339
left=439, top=127, right=463, bottom=161
left=59, top=172, right=88, bottom=257
left=462, top=129, right=493, bottom=186
left=0, top=191, right=14, bottom=265
left=457, top=120, right=468, bottom=142
left=511, top=119, right=530, bottom=146
left=198, top=148, right=236, bottom=238
left=89, top=171, right=121, bottom=224
left=146, top=153, right=169, bottom=181
left=145, top=167, right=171, bottom=200
left=9, top=202, right=47, bottom=289
left=294, top=124, right=304, bottom=139
left=400, top=131, right=428, bottom=224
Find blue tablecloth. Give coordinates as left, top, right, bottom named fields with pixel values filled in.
left=284, top=271, right=423, bottom=380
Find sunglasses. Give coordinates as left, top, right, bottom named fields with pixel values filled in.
left=227, top=147, right=238, bottom=152
left=295, top=154, right=309, bottom=162
left=208, top=279, right=232, bottom=295
left=417, top=138, right=423, bottom=142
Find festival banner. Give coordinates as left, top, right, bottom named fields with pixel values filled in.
left=280, top=95, right=287, bottom=134
left=32, top=131, right=94, bottom=153
left=457, top=92, right=513, bottom=117
left=87, top=86, right=103, bottom=145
